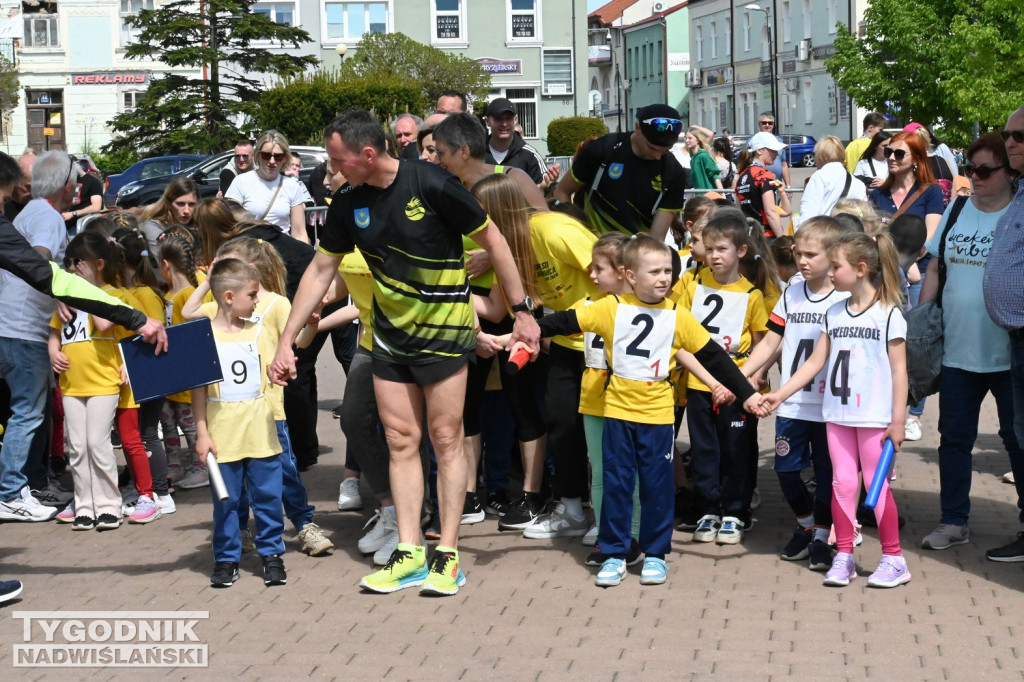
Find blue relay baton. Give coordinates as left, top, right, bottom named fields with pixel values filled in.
left=864, top=439, right=896, bottom=509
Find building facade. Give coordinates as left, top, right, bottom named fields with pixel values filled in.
left=686, top=0, right=866, bottom=142
left=1, top=0, right=586, bottom=157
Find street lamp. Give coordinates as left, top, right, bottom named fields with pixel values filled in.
left=335, top=43, right=348, bottom=64
left=744, top=3, right=775, bottom=134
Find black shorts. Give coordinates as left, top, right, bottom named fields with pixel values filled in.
left=371, top=353, right=472, bottom=388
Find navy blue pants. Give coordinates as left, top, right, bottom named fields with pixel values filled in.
left=599, top=417, right=675, bottom=558
left=687, top=389, right=758, bottom=517
left=213, top=454, right=284, bottom=563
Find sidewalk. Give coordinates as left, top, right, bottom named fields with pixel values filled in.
left=2, top=354, right=1024, bottom=680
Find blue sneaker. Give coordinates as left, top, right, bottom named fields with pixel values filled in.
left=639, top=557, right=668, bottom=585
left=595, top=558, right=626, bottom=587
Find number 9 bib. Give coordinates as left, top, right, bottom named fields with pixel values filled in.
left=611, top=304, right=674, bottom=381
left=214, top=341, right=262, bottom=402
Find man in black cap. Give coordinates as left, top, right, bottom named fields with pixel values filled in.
left=552, top=103, right=686, bottom=240
left=483, top=97, right=548, bottom=184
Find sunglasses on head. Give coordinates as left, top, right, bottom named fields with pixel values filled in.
left=260, top=151, right=286, bottom=162
left=883, top=147, right=908, bottom=161
left=641, top=117, right=682, bottom=134
left=234, top=153, right=250, bottom=160
left=759, top=120, right=774, bottom=127
left=1000, top=130, right=1024, bottom=144
left=964, top=163, right=1005, bottom=180
left=62, top=256, right=82, bottom=270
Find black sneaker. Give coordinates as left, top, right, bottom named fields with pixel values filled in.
left=485, top=490, right=513, bottom=517
left=72, top=515, right=95, bottom=531
left=780, top=527, right=813, bottom=561
left=95, top=513, right=122, bottom=531
left=461, top=492, right=485, bottom=525
left=497, top=493, right=545, bottom=531
left=587, top=539, right=644, bottom=568
left=210, top=562, right=239, bottom=588
left=808, top=539, right=833, bottom=571
left=987, top=532, right=1024, bottom=562
left=262, top=554, right=287, bottom=586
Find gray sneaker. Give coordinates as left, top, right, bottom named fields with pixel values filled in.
left=522, top=503, right=588, bottom=539
left=921, top=523, right=969, bottom=550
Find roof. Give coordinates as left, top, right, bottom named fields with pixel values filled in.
left=622, top=1, right=689, bottom=29
left=589, top=0, right=640, bottom=26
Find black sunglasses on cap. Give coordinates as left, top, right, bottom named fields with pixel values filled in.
left=640, top=117, right=682, bottom=135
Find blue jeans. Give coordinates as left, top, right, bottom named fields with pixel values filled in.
left=0, top=337, right=51, bottom=501
left=238, top=421, right=315, bottom=531
left=937, top=366, right=1024, bottom=525
left=213, top=454, right=285, bottom=563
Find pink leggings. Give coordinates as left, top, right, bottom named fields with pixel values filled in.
left=827, top=423, right=901, bottom=555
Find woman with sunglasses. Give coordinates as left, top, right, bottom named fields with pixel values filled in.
left=137, top=176, right=200, bottom=256
left=918, top=132, right=1024, bottom=555
left=869, top=132, right=944, bottom=241
left=225, top=130, right=309, bottom=244
left=854, top=131, right=892, bottom=189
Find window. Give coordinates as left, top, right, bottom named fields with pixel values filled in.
left=697, top=98, right=706, bottom=128
left=253, top=2, right=295, bottom=25
left=324, top=2, right=388, bottom=42
left=710, top=21, right=717, bottom=59
left=827, top=0, right=837, bottom=33
left=23, top=1, right=58, bottom=48
left=492, top=87, right=538, bottom=137
left=431, top=0, right=466, bottom=46
left=743, top=13, right=750, bottom=52
left=122, top=91, right=142, bottom=112
left=695, top=24, right=703, bottom=62
left=803, top=0, right=811, bottom=39
left=725, top=18, right=731, bottom=56
left=782, top=2, right=791, bottom=43
left=542, top=48, right=572, bottom=95
left=120, top=0, right=154, bottom=46
left=507, top=0, right=541, bottom=44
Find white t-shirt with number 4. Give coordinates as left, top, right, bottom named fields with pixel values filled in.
left=820, top=300, right=906, bottom=428
left=773, top=275, right=849, bottom=421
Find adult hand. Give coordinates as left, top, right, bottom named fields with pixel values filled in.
left=55, top=300, right=73, bottom=323
left=268, top=343, right=297, bottom=386
left=540, top=163, right=561, bottom=190
left=465, top=250, right=492, bottom=278
left=508, top=312, right=541, bottom=360
left=137, top=318, right=168, bottom=355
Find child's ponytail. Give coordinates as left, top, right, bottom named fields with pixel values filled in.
left=874, top=232, right=904, bottom=309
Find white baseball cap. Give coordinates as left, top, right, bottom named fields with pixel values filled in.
left=749, top=132, right=787, bottom=152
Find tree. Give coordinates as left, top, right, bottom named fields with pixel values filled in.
left=0, top=55, right=18, bottom=111
left=341, top=32, right=490, bottom=110
left=103, top=0, right=318, bottom=156
left=547, top=117, right=607, bottom=157
left=827, top=0, right=1024, bottom=144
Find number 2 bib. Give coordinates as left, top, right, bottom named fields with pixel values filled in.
left=611, top=303, right=674, bottom=381
left=582, top=301, right=607, bottom=370
left=690, top=284, right=748, bottom=355
left=213, top=341, right=261, bottom=402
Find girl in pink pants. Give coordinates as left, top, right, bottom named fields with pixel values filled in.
left=766, top=231, right=910, bottom=588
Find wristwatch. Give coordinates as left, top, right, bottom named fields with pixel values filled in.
left=72, top=210, right=78, bottom=218
left=510, top=296, right=535, bottom=314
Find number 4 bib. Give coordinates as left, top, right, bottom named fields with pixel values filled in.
left=690, top=284, right=748, bottom=355
left=611, top=303, right=674, bottom=381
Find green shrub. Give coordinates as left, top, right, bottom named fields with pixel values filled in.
left=546, top=117, right=608, bottom=157
left=90, top=148, right=141, bottom=176
left=258, top=70, right=425, bottom=145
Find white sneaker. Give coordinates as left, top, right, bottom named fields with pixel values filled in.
left=337, top=476, right=363, bottom=511
left=582, top=525, right=598, bottom=547
left=522, top=502, right=589, bottom=539
left=692, top=514, right=721, bottom=543
left=0, top=487, right=59, bottom=522
left=128, top=495, right=162, bottom=524
left=155, top=494, right=176, bottom=515
left=716, top=516, right=744, bottom=545
left=178, top=465, right=209, bottom=490
left=904, top=417, right=923, bottom=442
left=358, top=507, right=398, bottom=554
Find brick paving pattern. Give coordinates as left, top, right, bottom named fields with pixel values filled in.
left=2, top=354, right=1024, bottom=680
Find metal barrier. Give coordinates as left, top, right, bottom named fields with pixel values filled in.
left=305, top=205, right=329, bottom=245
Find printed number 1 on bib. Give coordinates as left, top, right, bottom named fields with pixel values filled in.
left=612, top=305, right=673, bottom=381
left=62, top=311, right=89, bottom=345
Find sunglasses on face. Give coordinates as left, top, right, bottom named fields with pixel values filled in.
left=62, top=256, right=82, bottom=270
left=234, top=154, right=250, bottom=160
left=883, top=147, right=908, bottom=161
left=964, top=163, right=1005, bottom=180
left=1000, top=130, right=1024, bottom=144
left=640, top=117, right=683, bottom=134
left=260, top=151, right=286, bottom=162
left=759, top=120, right=775, bottom=127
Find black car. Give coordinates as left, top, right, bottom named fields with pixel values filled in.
left=114, top=146, right=328, bottom=209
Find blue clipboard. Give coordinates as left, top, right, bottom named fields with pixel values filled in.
left=119, top=318, right=224, bottom=403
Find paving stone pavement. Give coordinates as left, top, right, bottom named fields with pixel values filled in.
left=2, top=354, right=1024, bottom=680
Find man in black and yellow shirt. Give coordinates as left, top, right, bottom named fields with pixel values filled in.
left=553, top=103, right=687, bottom=240
left=271, top=109, right=540, bottom=597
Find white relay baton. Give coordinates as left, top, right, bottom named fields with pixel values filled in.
left=206, top=453, right=230, bottom=502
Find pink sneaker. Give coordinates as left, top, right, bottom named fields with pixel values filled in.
left=128, top=495, right=162, bottom=524
left=867, top=554, right=911, bottom=588
left=823, top=552, right=856, bottom=587
left=56, top=503, right=76, bottom=523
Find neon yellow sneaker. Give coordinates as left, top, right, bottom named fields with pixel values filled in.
left=419, top=546, right=467, bottom=596
left=359, top=543, right=428, bottom=593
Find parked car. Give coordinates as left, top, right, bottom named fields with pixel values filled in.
left=103, top=155, right=206, bottom=207
left=779, top=134, right=817, bottom=167
left=114, top=146, right=328, bottom=209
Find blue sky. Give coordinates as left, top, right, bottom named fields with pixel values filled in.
left=587, top=0, right=604, bottom=13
